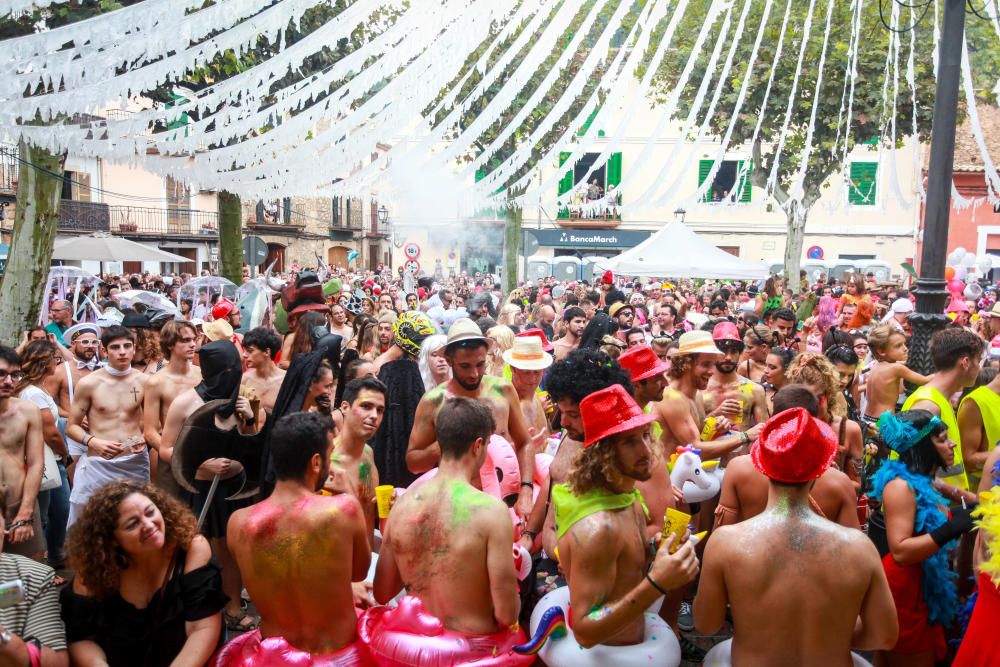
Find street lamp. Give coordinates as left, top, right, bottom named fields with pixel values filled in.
left=673, top=208, right=686, bottom=224
left=377, top=205, right=388, bottom=226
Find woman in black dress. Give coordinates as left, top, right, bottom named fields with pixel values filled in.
left=61, top=481, right=226, bottom=666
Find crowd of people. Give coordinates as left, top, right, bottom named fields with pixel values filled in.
left=0, top=262, right=998, bottom=666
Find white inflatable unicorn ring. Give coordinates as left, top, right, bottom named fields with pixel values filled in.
left=668, top=446, right=721, bottom=503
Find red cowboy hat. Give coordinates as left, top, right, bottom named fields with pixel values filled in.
left=580, top=385, right=656, bottom=448
left=750, top=407, right=837, bottom=484
left=517, top=328, right=553, bottom=353
left=617, top=344, right=669, bottom=383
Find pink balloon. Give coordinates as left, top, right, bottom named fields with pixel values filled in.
left=948, top=278, right=965, bottom=294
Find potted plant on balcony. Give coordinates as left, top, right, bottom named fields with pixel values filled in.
left=119, top=221, right=138, bottom=233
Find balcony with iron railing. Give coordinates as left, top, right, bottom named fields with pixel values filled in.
left=57, top=200, right=219, bottom=238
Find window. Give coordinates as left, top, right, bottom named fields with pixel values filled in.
left=166, top=175, right=190, bottom=230
left=62, top=171, right=92, bottom=202
left=698, top=160, right=751, bottom=203
left=994, top=202, right=1000, bottom=214
left=557, top=152, right=622, bottom=220
left=848, top=162, right=878, bottom=206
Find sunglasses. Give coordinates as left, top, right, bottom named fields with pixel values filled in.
left=717, top=341, right=744, bottom=353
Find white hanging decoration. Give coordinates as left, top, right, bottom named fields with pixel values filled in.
left=959, top=33, right=1000, bottom=205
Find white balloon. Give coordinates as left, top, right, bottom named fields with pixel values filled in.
left=978, top=257, right=994, bottom=274
left=962, top=253, right=977, bottom=267
left=954, top=265, right=968, bottom=280
left=953, top=247, right=968, bottom=263
left=965, top=283, right=984, bottom=300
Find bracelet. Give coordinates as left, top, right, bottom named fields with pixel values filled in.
left=522, top=529, right=538, bottom=540
left=83, top=434, right=93, bottom=446
left=520, top=481, right=534, bottom=489
left=645, top=571, right=669, bottom=597
left=740, top=431, right=749, bottom=445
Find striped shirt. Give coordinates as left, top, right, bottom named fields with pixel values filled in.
left=0, top=554, right=66, bottom=651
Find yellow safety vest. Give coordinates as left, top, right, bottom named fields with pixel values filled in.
left=958, top=386, right=1000, bottom=488
left=899, top=386, right=970, bottom=491
left=643, top=404, right=664, bottom=443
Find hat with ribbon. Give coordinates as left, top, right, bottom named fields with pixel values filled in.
left=580, top=384, right=657, bottom=447
left=502, top=335, right=553, bottom=371
left=617, top=344, right=669, bottom=383
left=750, top=407, right=838, bottom=483
left=669, top=330, right=724, bottom=357
left=63, top=323, right=101, bottom=346
left=517, top=328, right=553, bottom=353
left=211, top=297, right=237, bottom=320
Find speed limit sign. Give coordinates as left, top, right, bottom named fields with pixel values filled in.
left=404, top=259, right=420, bottom=274
left=403, top=242, right=421, bottom=260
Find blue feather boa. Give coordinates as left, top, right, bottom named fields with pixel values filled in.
left=870, top=460, right=959, bottom=626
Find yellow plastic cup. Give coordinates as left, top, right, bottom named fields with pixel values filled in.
left=375, top=485, right=394, bottom=519
left=662, top=508, right=692, bottom=554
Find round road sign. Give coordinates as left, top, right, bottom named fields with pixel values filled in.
left=807, top=246, right=824, bottom=260
left=403, top=243, right=421, bottom=260
left=404, top=259, right=421, bottom=275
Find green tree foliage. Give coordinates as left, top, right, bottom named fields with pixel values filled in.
left=646, top=0, right=1000, bottom=290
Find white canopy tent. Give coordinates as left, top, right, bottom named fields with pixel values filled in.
left=599, top=221, right=770, bottom=280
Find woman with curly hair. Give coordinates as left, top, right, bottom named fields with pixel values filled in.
left=485, top=325, right=514, bottom=378
left=60, top=480, right=226, bottom=667
left=786, top=352, right=863, bottom=490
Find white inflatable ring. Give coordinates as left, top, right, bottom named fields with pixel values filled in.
left=527, top=586, right=680, bottom=667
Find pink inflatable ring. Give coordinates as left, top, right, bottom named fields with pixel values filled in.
left=359, top=596, right=535, bottom=666
left=212, top=628, right=375, bottom=666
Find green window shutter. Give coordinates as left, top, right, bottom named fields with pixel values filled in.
left=737, top=160, right=752, bottom=203
left=558, top=152, right=573, bottom=219
left=607, top=152, right=622, bottom=188
left=698, top=159, right=714, bottom=203
left=475, top=168, right=486, bottom=183
left=848, top=162, right=878, bottom=206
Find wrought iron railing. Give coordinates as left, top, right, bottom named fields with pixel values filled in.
left=56, top=200, right=218, bottom=237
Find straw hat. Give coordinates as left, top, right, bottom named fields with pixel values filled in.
left=580, top=384, right=656, bottom=448
left=502, top=335, right=553, bottom=371
left=608, top=302, right=634, bottom=319
left=669, top=330, right=724, bottom=357
left=446, top=318, right=487, bottom=346
left=203, top=318, right=234, bottom=342
left=750, top=407, right=837, bottom=483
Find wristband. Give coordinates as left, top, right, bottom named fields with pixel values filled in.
left=645, top=571, right=669, bottom=596
left=83, top=434, right=93, bottom=446
left=520, top=481, right=534, bottom=489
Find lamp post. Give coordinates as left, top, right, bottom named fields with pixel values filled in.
left=907, top=0, right=966, bottom=375
left=377, top=205, right=389, bottom=271
left=673, top=208, right=686, bottom=224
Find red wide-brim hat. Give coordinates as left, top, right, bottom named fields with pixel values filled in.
left=580, top=385, right=656, bottom=447
left=750, top=407, right=837, bottom=484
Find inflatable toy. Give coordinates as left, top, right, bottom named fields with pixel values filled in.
left=213, top=629, right=374, bottom=666
left=703, top=639, right=872, bottom=666
left=359, top=595, right=533, bottom=666
left=668, top=446, right=721, bottom=503
left=515, top=586, right=679, bottom=666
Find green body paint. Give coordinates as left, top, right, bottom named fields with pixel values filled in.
left=359, top=461, right=371, bottom=482
left=587, top=604, right=612, bottom=621
left=449, top=480, right=493, bottom=524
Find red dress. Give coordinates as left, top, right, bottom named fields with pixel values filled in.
left=953, top=572, right=1000, bottom=666
left=881, top=554, right=947, bottom=660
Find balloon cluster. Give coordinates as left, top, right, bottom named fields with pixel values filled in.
left=945, top=247, right=991, bottom=306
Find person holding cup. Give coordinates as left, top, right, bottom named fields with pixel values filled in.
left=703, top=322, right=768, bottom=459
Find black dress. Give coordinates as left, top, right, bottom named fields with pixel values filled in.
left=60, top=550, right=228, bottom=667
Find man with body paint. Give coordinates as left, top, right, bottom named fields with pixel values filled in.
left=219, top=412, right=373, bottom=665
left=696, top=407, right=897, bottom=666
left=549, top=384, right=696, bottom=656
left=369, top=397, right=526, bottom=660
left=325, top=376, right=386, bottom=549
left=407, top=318, right=534, bottom=517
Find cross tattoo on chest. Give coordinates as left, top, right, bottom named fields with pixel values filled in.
left=130, top=386, right=140, bottom=403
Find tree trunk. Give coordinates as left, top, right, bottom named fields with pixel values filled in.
left=218, top=191, right=242, bottom=283
left=503, top=201, right=522, bottom=295
left=0, top=140, right=65, bottom=346
left=783, top=200, right=807, bottom=296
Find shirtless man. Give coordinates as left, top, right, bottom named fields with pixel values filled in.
left=325, top=376, right=386, bottom=548
left=554, top=384, right=698, bottom=651
left=240, top=327, right=286, bottom=411
left=65, top=325, right=149, bottom=528
left=695, top=407, right=897, bottom=666
left=654, top=331, right=762, bottom=461
left=715, top=385, right=860, bottom=529
left=0, top=347, right=45, bottom=560
left=143, top=321, right=201, bottom=496
left=374, top=398, right=521, bottom=649
left=327, top=303, right=353, bottom=344
left=864, top=323, right=930, bottom=421
left=221, top=412, right=371, bottom=664
left=50, top=324, right=102, bottom=473
left=503, top=334, right=552, bottom=450
left=407, top=318, right=533, bottom=516
left=551, top=306, right=586, bottom=362
left=703, top=322, right=768, bottom=438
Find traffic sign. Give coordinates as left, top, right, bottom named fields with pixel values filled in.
left=404, top=259, right=420, bottom=275
left=242, top=236, right=268, bottom=266
left=403, top=242, right=421, bottom=260
left=807, top=245, right=824, bottom=260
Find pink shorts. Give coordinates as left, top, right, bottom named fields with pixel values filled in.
left=212, top=629, right=375, bottom=666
